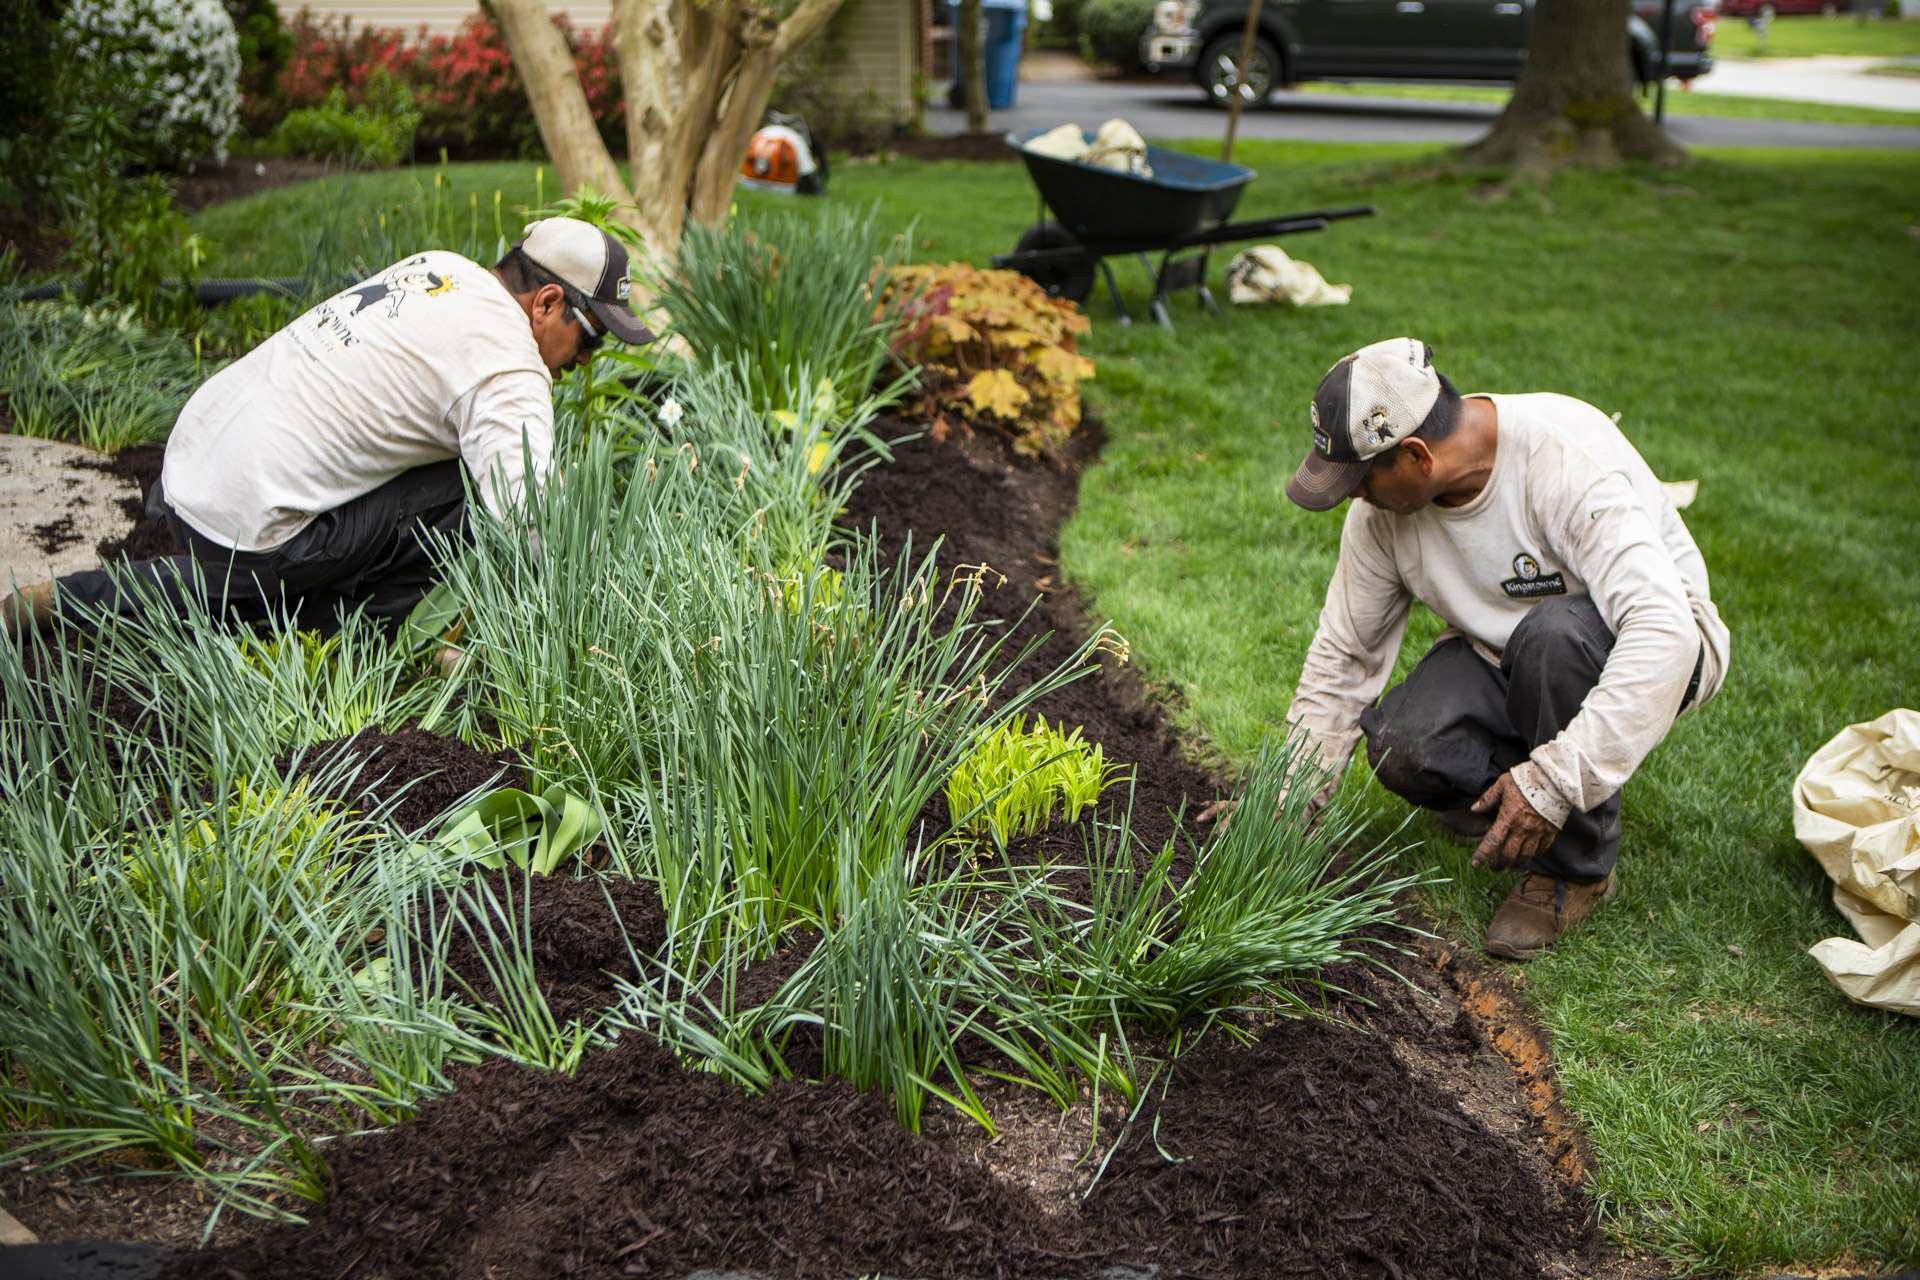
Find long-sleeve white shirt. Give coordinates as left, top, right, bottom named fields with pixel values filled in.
left=162, top=251, right=553, bottom=552
left=1286, top=392, right=1730, bottom=827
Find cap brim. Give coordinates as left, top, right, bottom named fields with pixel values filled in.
left=1284, top=450, right=1367, bottom=512
left=586, top=298, right=656, bottom=346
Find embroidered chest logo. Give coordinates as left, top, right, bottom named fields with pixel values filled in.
left=1501, top=552, right=1567, bottom=600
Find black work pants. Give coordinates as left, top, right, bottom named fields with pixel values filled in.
left=1358, top=597, right=1678, bottom=882
left=54, top=461, right=470, bottom=634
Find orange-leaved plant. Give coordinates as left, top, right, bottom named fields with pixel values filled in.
left=882, top=263, right=1095, bottom=461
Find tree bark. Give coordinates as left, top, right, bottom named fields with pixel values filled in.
left=957, top=0, right=989, bottom=133
left=493, top=0, right=849, bottom=261
left=1464, top=0, right=1685, bottom=174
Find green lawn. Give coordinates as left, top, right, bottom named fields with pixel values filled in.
left=190, top=143, right=1920, bottom=1274
left=1292, top=77, right=1920, bottom=127
left=1714, top=11, right=1920, bottom=58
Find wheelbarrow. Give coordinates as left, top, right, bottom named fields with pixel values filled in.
left=991, top=128, right=1376, bottom=330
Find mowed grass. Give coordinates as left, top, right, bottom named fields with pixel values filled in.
left=189, top=142, right=1920, bottom=1273
left=1714, top=11, right=1920, bottom=58
left=1290, top=77, right=1920, bottom=127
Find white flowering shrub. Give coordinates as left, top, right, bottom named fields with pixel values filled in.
left=59, top=0, right=242, bottom=166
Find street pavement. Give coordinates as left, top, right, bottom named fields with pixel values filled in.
left=925, top=79, right=1920, bottom=149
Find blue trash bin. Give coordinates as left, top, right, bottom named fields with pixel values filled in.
left=949, top=0, right=1027, bottom=112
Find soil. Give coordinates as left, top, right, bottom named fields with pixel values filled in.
left=882, top=132, right=1020, bottom=164
left=2, top=415, right=1642, bottom=1280
left=85, top=444, right=176, bottom=563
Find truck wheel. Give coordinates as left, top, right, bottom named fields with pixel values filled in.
left=1012, top=222, right=1095, bottom=303
left=1199, top=33, right=1280, bottom=109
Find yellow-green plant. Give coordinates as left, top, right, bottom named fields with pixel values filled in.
left=883, top=262, right=1095, bottom=460
left=945, top=714, right=1122, bottom=844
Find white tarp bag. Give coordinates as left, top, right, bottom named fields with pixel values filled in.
left=1792, top=708, right=1920, bottom=1017
left=1225, top=245, right=1352, bottom=308
left=1021, top=119, right=1153, bottom=178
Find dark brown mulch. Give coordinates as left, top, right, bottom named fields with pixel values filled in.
left=884, top=131, right=1019, bottom=163
left=156, top=416, right=1599, bottom=1280
left=27, top=514, right=80, bottom=554
left=299, top=724, right=527, bottom=836
left=169, top=157, right=335, bottom=215
left=85, top=443, right=177, bottom=563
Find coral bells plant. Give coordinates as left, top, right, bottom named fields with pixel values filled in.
left=59, top=0, right=242, bottom=166
left=884, top=263, right=1096, bottom=460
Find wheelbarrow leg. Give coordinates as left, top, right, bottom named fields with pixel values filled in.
left=1196, top=250, right=1223, bottom=318
left=1098, top=258, right=1133, bottom=326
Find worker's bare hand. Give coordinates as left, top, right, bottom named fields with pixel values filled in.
left=1196, top=797, right=1237, bottom=829
left=1469, top=772, right=1558, bottom=871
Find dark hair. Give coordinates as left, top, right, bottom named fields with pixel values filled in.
left=1371, top=371, right=1463, bottom=469
left=494, top=246, right=582, bottom=306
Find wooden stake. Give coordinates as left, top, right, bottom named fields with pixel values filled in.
left=1222, top=0, right=1266, bottom=163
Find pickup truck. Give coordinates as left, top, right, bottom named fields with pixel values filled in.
left=1142, top=0, right=1717, bottom=106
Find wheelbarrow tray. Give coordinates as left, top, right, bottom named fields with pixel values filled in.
left=1009, top=128, right=1255, bottom=247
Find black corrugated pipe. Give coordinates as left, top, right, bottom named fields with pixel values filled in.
left=1, top=277, right=309, bottom=306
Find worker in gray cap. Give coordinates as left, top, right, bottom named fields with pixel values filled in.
left=1277, top=337, right=1729, bottom=959
left=2, top=216, right=654, bottom=641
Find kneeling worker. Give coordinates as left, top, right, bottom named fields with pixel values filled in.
left=1281, top=338, right=1729, bottom=959
left=2, top=216, right=654, bottom=638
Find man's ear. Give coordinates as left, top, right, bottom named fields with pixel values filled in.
left=533, top=283, right=566, bottom=319
left=1403, top=437, right=1436, bottom=475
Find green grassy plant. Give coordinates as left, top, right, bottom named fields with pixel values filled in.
left=946, top=714, right=1123, bottom=843
left=0, top=299, right=201, bottom=450
left=649, top=203, right=918, bottom=426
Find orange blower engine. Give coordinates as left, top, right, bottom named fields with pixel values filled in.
left=739, top=113, right=826, bottom=196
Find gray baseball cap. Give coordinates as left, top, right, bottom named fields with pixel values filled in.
left=518, top=216, right=656, bottom=345
left=1285, top=337, right=1461, bottom=511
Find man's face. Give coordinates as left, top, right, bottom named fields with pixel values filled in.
left=529, top=284, right=597, bottom=375
left=1353, top=447, right=1431, bottom=514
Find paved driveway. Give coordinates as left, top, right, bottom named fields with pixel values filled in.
left=925, top=80, right=1920, bottom=150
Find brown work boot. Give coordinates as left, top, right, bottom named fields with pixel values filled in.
left=1484, top=870, right=1618, bottom=961
left=1, top=581, right=58, bottom=637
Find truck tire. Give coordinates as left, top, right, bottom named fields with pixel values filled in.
left=1198, top=32, right=1281, bottom=109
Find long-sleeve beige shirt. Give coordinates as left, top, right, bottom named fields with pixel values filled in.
left=163, top=251, right=553, bottom=552
left=1286, top=392, right=1730, bottom=827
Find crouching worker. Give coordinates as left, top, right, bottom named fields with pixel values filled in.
left=1279, top=338, right=1729, bottom=959
left=1, top=217, right=654, bottom=643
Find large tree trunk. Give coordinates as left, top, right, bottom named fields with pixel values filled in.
left=492, top=0, right=846, bottom=264
left=957, top=0, right=989, bottom=133
left=1464, top=0, right=1685, bottom=175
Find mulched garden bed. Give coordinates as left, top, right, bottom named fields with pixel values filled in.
left=5, top=415, right=1636, bottom=1280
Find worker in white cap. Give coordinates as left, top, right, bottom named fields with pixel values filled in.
left=1276, top=337, right=1730, bottom=959
left=3, top=217, right=654, bottom=639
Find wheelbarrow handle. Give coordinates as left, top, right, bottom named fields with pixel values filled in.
left=1171, top=204, right=1377, bottom=251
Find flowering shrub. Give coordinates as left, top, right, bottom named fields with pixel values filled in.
left=265, top=12, right=621, bottom=157
left=883, top=263, right=1096, bottom=460
left=59, top=0, right=241, bottom=166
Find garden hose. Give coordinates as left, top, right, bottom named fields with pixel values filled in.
left=1, top=277, right=309, bottom=307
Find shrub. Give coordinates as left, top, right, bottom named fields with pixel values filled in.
left=883, top=262, right=1095, bottom=460
left=1077, top=0, right=1158, bottom=69
left=268, top=74, right=419, bottom=168
left=58, top=0, right=242, bottom=167
left=269, top=12, right=621, bottom=159
left=224, top=0, right=295, bottom=136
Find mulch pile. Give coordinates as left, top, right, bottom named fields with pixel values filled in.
left=150, top=416, right=1598, bottom=1279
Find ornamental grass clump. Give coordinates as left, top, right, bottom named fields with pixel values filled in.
left=0, top=299, right=201, bottom=450
left=650, top=204, right=918, bottom=427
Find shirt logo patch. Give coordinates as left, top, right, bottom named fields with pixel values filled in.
left=1501, top=552, right=1567, bottom=600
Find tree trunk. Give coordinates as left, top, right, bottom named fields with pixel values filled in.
left=957, top=0, right=989, bottom=133
left=1464, top=0, right=1685, bottom=174
left=493, top=0, right=848, bottom=263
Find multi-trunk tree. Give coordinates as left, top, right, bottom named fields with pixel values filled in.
left=488, top=0, right=846, bottom=261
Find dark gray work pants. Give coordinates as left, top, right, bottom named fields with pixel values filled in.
left=1358, top=597, right=1698, bottom=883
left=53, top=461, right=470, bottom=634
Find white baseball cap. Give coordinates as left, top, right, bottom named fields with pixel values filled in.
left=1285, top=337, right=1461, bottom=511
left=518, top=216, right=656, bottom=345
